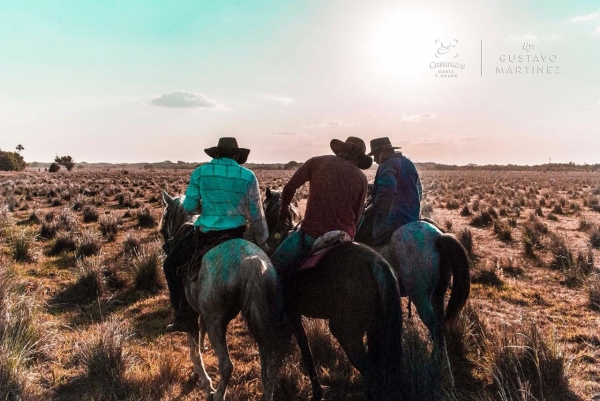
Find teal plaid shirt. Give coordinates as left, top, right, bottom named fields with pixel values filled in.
left=183, top=158, right=268, bottom=245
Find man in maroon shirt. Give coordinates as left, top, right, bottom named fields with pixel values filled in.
left=273, top=136, right=372, bottom=324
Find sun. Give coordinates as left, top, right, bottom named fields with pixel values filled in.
left=370, top=8, right=447, bottom=82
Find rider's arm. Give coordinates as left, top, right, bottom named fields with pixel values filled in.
left=246, top=174, right=269, bottom=246
left=183, top=168, right=202, bottom=214
left=353, top=177, right=368, bottom=227
left=280, top=157, right=315, bottom=211
left=372, top=162, right=398, bottom=238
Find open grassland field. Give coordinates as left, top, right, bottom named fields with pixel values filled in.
left=0, top=168, right=599, bottom=401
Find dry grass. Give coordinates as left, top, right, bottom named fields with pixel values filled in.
left=0, top=168, right=599, bottom=400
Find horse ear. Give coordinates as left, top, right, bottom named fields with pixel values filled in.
left=266, top=187, right=271, bottom=199
left=162, top=190, right=174, bottom=206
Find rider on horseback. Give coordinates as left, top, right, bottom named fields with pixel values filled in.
left=163, top=137, right=269, bottom=333
left=356, top=137, right=422, bottom=245
left=272, top=136, right=372, bottom=324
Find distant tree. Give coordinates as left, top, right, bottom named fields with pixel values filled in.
left=16, top=144, right=24, bottom=154
left=0, top=151, right=26, bottom=171
left=48, top=162, right=61, bottom=173
left=54, top=155, right=76, bottom=171
left=284, top=161, right=301, bottom=170
left=143, top=163, right=154, bottom=170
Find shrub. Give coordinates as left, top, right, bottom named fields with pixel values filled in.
left=133, top=245, right=164, bottom=293
left=489, top=322, right=568, bottom=401
left=470, top=210, right=493, bottom=228
left=74, top=255, right=106, bottom=301
left=47, top=231, right=77, bottom=256
left=82, top=205, right=99, bottom=223
left=446, top=199, right=460, bottom=210
left=578, top=218, right=592, bottom=231
left=76, top=229, right=102, bottom=258
left=99, top=215, right=120, bottom=241
left=79, top=318, right=130, bottom=397
left=549, top=234, right=573, bottom=271
left=136, top=206, right=155, bottom=228
left=493, top=219, right=512, bottom=242
left=552, top=204, right=563, bottom=215
left=0, top=264, right=40, bottom=400
left=458, top=227, right=473, bottom=257
left=10, top=231, right=33, bottom=263
left=460, top=205, right=471, bottom=217
left=122, top=232, right=140, bottom=256
left=48, top=163, right=60, bottom=173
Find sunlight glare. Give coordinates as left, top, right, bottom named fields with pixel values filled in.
left=370, top=9, right=447, bottom=82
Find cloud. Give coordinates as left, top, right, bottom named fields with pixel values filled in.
left=591, top=101, right=600, bottom=108
left=150, top=91, right=222, bottom=108
left=306, top=119, right=354, bottom=129
left=266, top=95, right=294, bottom=105
left=506, top=33, right=562, bottom=42
left=572, top=12, right=600, bottom=22
left=401, top=112, right=438, bottom=122
left=591, top=26, right=600, bottom=37
left=273, top=131, right=305, bottom=136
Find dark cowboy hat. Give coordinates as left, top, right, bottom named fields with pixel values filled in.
left=204, top=137, right=250, bottom=164
left=367, top=137, right=401, bottom=156
left=330, top=137, right=373, bottom=170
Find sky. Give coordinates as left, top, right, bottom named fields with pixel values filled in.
left=0, top=0, right=599, bottom=165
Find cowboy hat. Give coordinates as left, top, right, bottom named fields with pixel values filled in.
left=204, top=137, right=250, bottom=164
left=367, top=137, right=401, bottom=156
left=330, top=137, right=373, bottom=170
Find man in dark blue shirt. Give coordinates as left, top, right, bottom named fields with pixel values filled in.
left=356, top=137, right=422, bottom=245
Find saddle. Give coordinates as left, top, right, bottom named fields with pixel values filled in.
left=297, top=230, right=352, bottom=272
left=179, top=229, right=242, bottom=282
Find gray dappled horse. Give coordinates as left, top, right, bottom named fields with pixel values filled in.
left=263, top=188, right=404, bottom=401
left=364, top=220, right=470, bottom=386
left=160, top=191, right=290, bottom=401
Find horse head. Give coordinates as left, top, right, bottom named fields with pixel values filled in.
left=160, top=190, right=196, bottom=254
left=263, top=187, right=298, bottom=253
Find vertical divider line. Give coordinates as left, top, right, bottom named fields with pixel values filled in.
left=481, top=40, right=483, bottom=77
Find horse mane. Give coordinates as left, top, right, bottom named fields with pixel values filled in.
left=160, top=195, right=196, bottom=253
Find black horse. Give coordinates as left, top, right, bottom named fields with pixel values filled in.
left=263, top=188, right=404, bottom=401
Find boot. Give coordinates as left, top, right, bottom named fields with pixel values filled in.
left=275, top=273, right=290, bottom=326
left=166, top=304, right=199, bottom=333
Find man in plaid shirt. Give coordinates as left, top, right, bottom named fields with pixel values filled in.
left=163, top=137, right=268, bottom=333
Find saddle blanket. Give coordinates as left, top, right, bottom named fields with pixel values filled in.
left=298, top=230, right=351, bottom=272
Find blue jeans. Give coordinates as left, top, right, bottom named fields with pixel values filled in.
left=272, top=229, right=316, bottom=323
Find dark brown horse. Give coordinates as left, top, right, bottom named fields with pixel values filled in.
left=263, top=188, right=404, bottom=401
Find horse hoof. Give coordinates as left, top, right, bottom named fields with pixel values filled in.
left=189, top=372, right=199, bottom=383
left=206, top=391, right=215, bottom=401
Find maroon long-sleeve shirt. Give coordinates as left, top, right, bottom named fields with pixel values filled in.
left=281, top=155, right=368, bottom=239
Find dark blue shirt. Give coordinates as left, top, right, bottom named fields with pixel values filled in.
left=372, top=153, right=422, bottom=242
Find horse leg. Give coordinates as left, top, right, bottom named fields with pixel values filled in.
left=329, top=319, right=376, bottom=400
left=258, top=344, right=278, bottom=401
left=411, top=295, right=445, bottom=397
left=291, top=317, right=323, bottom=401
left=199, top=314, right=208, bottom=350
left=205, top=316, right=233, bottom=401
left=431, top=292, right=455, bottom=388
left=186, top=329, right=216, bottom=397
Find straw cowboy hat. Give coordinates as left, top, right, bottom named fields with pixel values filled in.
left=204, top=137, right=250, bottom=164
left=367, top=137, right=401, bottom=156
left=330, top=137, right=373, bottom=170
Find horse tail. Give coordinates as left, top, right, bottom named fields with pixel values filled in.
left=368, top=252, right=403, bottom=400
left=436, top=234, right=471, bottom=325
left=239, top=255, right=292, bottom=357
